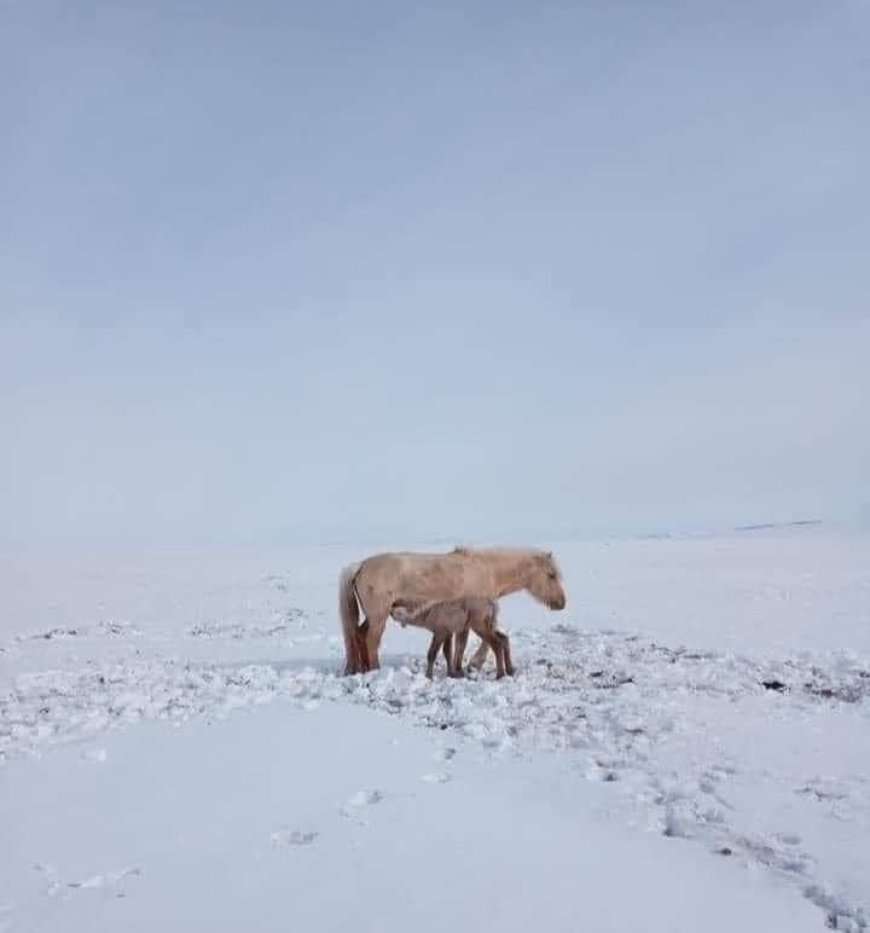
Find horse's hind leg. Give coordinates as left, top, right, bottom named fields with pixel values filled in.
left=344, top=626, right=361, bottom=675
left=362, top=610, right=388, bottom=672
left=354, top=620, right=370, bottom=672
left=427, top=632, right=446, bottom=679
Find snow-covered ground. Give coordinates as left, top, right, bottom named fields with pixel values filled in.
left=1, top=526, right=868, bottom=931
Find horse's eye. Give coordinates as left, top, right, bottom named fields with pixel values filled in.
left=548, top=572, right=557, bottom=580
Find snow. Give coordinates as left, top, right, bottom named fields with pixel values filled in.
left=1, top=526, right=868, bottom=931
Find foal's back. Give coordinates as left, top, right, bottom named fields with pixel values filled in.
left=419, top=596, right=495, bottom=632
left=459, top=596, right=498, bottom=628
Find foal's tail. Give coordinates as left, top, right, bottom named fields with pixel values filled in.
left=339, top=562, right=362, bottom=674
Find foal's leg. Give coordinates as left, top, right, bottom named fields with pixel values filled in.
left=427, top=632, right=447, bottom=679
left=451, top=628, right=470, bottom=677
left=467, top=637, right=490, bottom=671
left=495, top=631, right=515, bottom=677
left=472, top=624, right=505, bottom=678
left=486, top=632, right=506, bottom=679
left=442, top=634, right=454, bottom=673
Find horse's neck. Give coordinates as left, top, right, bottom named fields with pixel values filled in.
left=492, top=554, right=533, bottom=598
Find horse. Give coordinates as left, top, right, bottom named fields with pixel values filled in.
left=338, top=546, right=566, bottom=674
left=391, top=596, right=513, bottom=679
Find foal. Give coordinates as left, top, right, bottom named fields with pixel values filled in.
left=390, top=596, right=515, bottom=679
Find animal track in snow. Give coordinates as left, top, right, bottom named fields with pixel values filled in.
left=4, top=624, right=868, bottom=929
left=340, top=789, right=383, bottom=822
left=421, top=771, right=452, bottom=784
left=47, top=865, right=141, bottom=899
left=270, top=828, right=318, bottom=848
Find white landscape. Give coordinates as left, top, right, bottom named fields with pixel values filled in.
left=1, top=524, right=868, bottom=932
left=4, top=0, right=868, bottom=929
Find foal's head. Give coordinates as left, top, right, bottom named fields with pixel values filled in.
left=390, top=600, right=423, bottom=627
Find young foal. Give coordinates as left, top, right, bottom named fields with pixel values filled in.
left=390, top=597, right=515, bottom=679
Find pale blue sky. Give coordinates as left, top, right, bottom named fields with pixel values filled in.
left=2, top=1, right=869, bottom=548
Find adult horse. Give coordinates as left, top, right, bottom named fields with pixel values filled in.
left=338, top=546, right=567, bottom=674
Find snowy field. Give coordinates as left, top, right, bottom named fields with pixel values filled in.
left=1, top=526, right=869, bottom=932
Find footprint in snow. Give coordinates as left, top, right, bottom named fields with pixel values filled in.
left=270, top=828, right=318, bottom=849
left=776, top=831, right=802, bottom=846
left=421, top=772, right=452, bottom=784
left=48, top=866, right=141, bottom=898
left=340, top=789, right=383, bottom=820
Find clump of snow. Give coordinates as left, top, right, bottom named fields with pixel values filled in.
left=1, top=529, right=868, bottom=931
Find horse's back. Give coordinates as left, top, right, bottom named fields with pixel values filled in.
left=356, top=549, right=490, bottom=602
left=359, top=549, right=457, bottom=574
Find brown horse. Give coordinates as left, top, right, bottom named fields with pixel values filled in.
left=391, top=596, right=513, bottom=679
left=338, top=546, right=566, bottom=674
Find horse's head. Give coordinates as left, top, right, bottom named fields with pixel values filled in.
left=526, top=551, right=567, bottom=611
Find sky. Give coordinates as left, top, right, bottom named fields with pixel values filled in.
left=1, top=0, right=869, bottom=549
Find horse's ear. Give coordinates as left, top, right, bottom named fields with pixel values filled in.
left=547, top=550, right=553, bottom=559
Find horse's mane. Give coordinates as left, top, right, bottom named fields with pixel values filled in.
left=451, top=544, right=559, bottom=574
left=453, top=544, right=552, bottom=559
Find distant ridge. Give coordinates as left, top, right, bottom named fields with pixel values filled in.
left=734, top=519, right=823, bottom=532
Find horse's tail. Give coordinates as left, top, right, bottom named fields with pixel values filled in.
left=339, top=561, right=362, bottom=674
